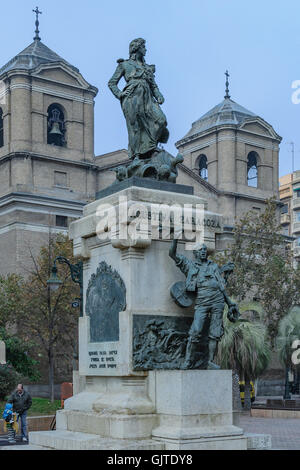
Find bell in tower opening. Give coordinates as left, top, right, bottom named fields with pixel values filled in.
left=47, top=104, right=66, bottom=147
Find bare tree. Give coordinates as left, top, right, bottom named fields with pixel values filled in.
left=19, top=232, right=80, bottom=401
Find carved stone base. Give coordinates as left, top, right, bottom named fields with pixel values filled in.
left=29, top=370, right=250, bottom=450
left=149, top=370, right=247, bottom=450
left=64, top=376, right=154, bottom=416
left=56, top=409, right=158, bottom=440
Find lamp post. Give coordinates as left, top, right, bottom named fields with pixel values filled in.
left=47, top=256, right=83, bottom=317
left=284, top=366, right=291, bottom=400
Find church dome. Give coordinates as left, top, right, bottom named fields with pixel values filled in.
left=182, top=96, right=257, bottom=139
left=0, top=39, right=79, bottom=77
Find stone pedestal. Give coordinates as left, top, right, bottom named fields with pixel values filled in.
left=149, top=370, right=247, bottom=450
left=28, top=181, right=250, bottom=450
left=29, top=370, right=247, bottom=450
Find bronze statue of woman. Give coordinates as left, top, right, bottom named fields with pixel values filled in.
left=108, top=38, right=169, bottom=160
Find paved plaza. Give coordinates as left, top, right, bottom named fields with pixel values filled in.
left=240, top=415, right=300, bottom=450
left=0, top=436, right=29, bottom=448
left=0, top=415, right=299, bottom=450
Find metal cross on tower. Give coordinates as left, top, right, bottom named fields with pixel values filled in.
left=33, top=6, right=42, bottom=41
left=225, top=70, right=231, bottom=99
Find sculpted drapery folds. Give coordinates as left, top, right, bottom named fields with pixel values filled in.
left=108, top=38, right=169, bottom=160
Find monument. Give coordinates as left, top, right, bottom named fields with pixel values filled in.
left=28, top=39, right=248, bottom=450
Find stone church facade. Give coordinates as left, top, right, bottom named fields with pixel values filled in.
left=0, top=31, right=282, bottom=276
left=0, top=37, right=98, bottom=275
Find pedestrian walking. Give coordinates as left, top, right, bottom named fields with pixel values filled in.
left=8, top=384, right=32, bottom=442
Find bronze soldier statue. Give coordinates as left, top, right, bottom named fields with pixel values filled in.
left=169, top=240, right=239, bottom=369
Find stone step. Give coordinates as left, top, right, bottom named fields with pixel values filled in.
left=91, top=439, right=164, bottom=450
left=3, top=433, right=270, bottom=451
left=29, top=430, right=164, bottom=450
left=29, top=430, right=103, bottom=450
left=57, top=409, right=157, bottom=440
left=0, top=444, right=49, bottom=451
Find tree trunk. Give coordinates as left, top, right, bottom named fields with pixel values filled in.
left=244, top=376, right=252, bottom=412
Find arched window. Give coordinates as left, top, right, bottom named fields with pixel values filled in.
left=198, top=154, right=208, bottom=181
left=0, top=108, right=4, bottom=148
left=247, top=151, right=258, bottom=188
left=47, top=104, right=66, bottom=147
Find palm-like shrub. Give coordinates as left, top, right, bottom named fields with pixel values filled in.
left=276, top=305, right=300, bottom=368
left=216, top=313, right=271, bottom=410
left=238, top=301, right=265, bottom=322
left=276, top=306, right=300, bottom=397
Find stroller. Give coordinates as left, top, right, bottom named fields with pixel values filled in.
left=2, top=403, right=18, bottom=444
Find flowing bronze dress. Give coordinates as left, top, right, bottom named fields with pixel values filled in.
left=108, top=58, right=169, bottom=159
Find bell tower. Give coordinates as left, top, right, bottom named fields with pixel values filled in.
left=0, top=8, right=97, bottom=162
left=176, top=72, right=282, bottom=230
left=0, top=10, right=98, bottom=275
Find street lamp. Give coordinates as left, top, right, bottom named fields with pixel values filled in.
left=46, top=264, right=63, bottom=291
left=47, top=256, right=83, bottom=317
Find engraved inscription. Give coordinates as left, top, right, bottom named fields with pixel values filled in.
left=88, top=348, right=119, bottom=370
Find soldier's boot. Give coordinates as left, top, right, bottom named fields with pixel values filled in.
left=208, top=339, right=220, bottom=370
left=183, top=336, right=197, bottom=369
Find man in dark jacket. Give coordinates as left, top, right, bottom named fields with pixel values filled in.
left=8, top=384, right=32, bottom=442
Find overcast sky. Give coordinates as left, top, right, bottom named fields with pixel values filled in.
left=2, top=0, right=300, bottom=177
